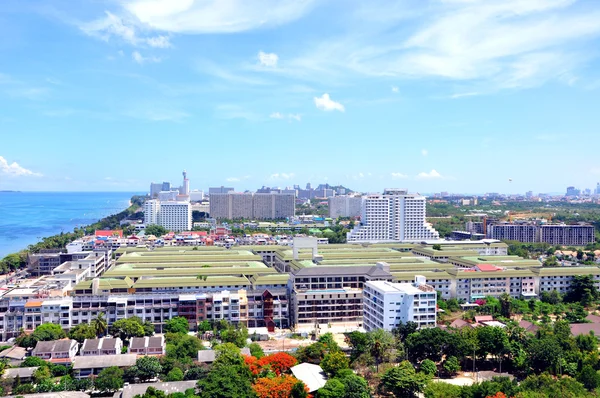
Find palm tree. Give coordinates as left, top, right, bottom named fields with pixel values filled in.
left=91, top=312, right=108, bottom=337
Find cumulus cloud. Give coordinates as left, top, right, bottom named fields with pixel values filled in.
left=391, top=172, right=408, bottom=179
left=270, top=112, right=284, bottom=119
left=226, top=177, right=240, bottom=182
left=416, top=169, right=442, bottom=179
left=0, top=156, right=42, bottom=177
left=391, top=86, right=399, bottom=93
left=132, top=51, right=160, bottom=64
left=258, top=51, right=279, bottom=67
left=314, top=93, right=345, bottom=112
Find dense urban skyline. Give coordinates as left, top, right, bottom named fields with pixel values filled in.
left=2, top=0, right=600, bottom=193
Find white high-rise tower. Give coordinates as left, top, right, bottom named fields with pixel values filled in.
left=181, top=170, right=190, bottom=196
left=347, top=189, right=439, bottom=242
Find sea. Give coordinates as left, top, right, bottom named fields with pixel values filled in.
left=0, top=192, right=138, bottom=259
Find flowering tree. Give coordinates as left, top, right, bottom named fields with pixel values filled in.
left=257, top=352, right=298, bottom=376
left=253, top=375, right=307, bottom=398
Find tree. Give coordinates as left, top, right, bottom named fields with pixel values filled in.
left=405, top=328, right=452, bottom=363
left=196, top=360, right=255, bottom=398
left=167, top=334, right=204, bottom=360
left=317, top=379, right=346, bottom=398
left=291, top=381, right=309, bottom=398
left=145, top=224, right=168, bottom=237
left=577, top=365, right=600, bottom=391
left=109, top=317, right=145, bottom=341
left=432, top=244, right=442, bottom=250
left=321, top=351, right=349, bottom=377
left=295, top=342, right=327, bottom=364
left=95, top=366, right=124, bottom=393
left=318, top=333, right=340, bottom=352
left=476, top=327, right=509, bottom=360
left=253, top=375, right=304, bottom=398
left=392, top=322, right=418, bottom=342
left=257, top=352, right=297, bottom=375
left=198, top=320, right=212, bottom=333
left=248, top=343, right=264, bottom=359
left=220, top=325, right=249, bottom=348
left=420, top=359, right=437, bottom=376
left=165, top=317, right=189, bottom=334
left=423, top=382, right=462, bottom=398
left=564, top=275, right=599, bottom=305
left=379, top=361, right=429, bottom=398
left=443, top=356, right=460, bottom=376
left=91, top=312, right=108, bottom=337
left=68, top=323, right=96, bottom=343
left=33, top=366, right=51, bottom=384
left=499, top=293, right=512, bottom=318
left=21, top=356, right=48, bottom=367
left=336, top=369, right=370, bottom=398
left=527, top=337, right=562, bottom=374
left=31, top=323, right=66, bottom=342
left=129, top=356, right=163, bottom=382
left=165, top=367, right=184, bottom=382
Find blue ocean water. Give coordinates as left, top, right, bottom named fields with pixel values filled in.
left=0, top=192, right=138, bottom=258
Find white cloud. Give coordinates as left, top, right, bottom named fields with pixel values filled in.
left=0, top=156, right=42, bottom=177
left=147, top=35, right=172, bottom=48
left=269, top=172, right=295, bottom=180
left=132, top=51, right=160, bottom=64
left=226, top=177, right=240, bottom=182
left=416, top=169, right=442, bottom=179
left=535, top=134, right=564, bottom=142
left=270, top=112, right=301, bottom=121
left=391, top=172, right=408, bottom=179
left=258, top=51, right=279, bottom=67
left=391, top=86, right=399, bottom=93
left=450, top=92, right=479, bottom=99
left=314, top=93, right=345, bottom=112
left=124, top=0, right=317, bottom=33
left=421, top=149, right=428, bottom=156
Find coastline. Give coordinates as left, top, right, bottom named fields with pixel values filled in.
left=0, top=194, right=145, bottom=273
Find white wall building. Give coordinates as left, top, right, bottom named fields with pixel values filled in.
left=363, top=276, right=437, bottom=331
left=347, top=189, right=439, bottom=242
left=328, top=195, right=363, bottom=218
left=144, top=200, right=191, bottom=232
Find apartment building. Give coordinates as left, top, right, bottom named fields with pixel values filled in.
left=539, top=224, right=595, bottom=246
left=487, top=224, right=538, bottom=242
left=363, top=277, right=437, bottom=331
left=210, top=191, right=295, bottom=220
left=347, top=189, right=439, bottom=242
left=328, top=195, right=362, bottom=218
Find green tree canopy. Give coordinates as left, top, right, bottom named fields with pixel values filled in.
left=378, top=360, right=429, bottom=398
left=68, top=323, right=96, bottom=343
left=95, top=366, right=124, bottom=393
left=320, top=350, right=349, bottom=377
left=165, top=317, right=190, bottom=334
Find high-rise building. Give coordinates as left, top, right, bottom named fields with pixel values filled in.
left=595, top=183, right=600, bottom=195
left=150, top=182, right=171, bottom=198
left=363, top=276, right=437, bottom=331
left=209, top=186, right=234, bottom=194
left=181, top=170, right=190, bottom=196
left=487, top=223, right=538, bottom=242
left=566, top=186, right=580, bottom=196
left=209, top=191, right=295, bottom=220
left=143, top=200, right=191, bottom=231
left=328, top=195, right=363, bottom=218
left=346, top=189, right=439, bottom=242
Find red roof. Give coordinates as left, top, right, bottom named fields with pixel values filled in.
left=476, top=264, right=500, bottom=272
left=95, top=230, right=123, bottom=238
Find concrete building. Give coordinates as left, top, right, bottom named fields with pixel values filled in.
left=150, top=182, right=171, bottom=198
left=210, top=192, right=295, bottom=220
left=539, top=224, right=595, bottom=246
left=363, top=276, right=437, bottom=331
left=190, top=190, right=204, bottom=202
left=487, top=224, right=538, bottom=243
left=80, top=338, right=123, bottom=356
left=209, top=186, right=234, bottom=194
left=144, top=200, right=192, bottom=231
left=328, top=195, right=362, bottom=218
left=347, top=189, right=439, bottom=242
left=32, top=339, right=78, bottom=364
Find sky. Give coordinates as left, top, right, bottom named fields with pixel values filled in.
left=1, top=0, right=600, bottom=195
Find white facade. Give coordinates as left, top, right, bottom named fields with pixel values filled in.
left=363, top=277, right=437, bottom=331
left=158, top=202, right=192, bottom=231
left=328, top=195, right=362, bottom=218
left=144, top=200, right=191, bottom=231
left=190, top=190, right=204, bottom=202
left=144, top=200, right=160, bottom=225
left=347, top=189, right=439, bottom=242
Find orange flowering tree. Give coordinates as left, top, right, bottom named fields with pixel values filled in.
left=486, top=393, right=507, bottom=398
left=253, top=375, right=308, bottom=398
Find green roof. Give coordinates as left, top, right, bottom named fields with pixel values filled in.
left=133, top=276, right=250, bottom=288
left=74, top=277, right=133, bottom=291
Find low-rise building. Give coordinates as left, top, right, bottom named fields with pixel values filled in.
left=80, top=337, right=123, bottom=356
left=32, top=339, right=78, bottom=364
left=128, top=336, right=165, bottom=355
left=72, top=354, right=137, bottom=379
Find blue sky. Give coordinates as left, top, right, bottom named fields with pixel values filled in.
left=1, top=0, right=600, bottom=194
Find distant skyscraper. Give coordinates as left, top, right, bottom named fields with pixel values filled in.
left=181, top=170, right=190, bottom=196
left=329, top=195, right=362, bottom=218
left=566, top=186, right=580, bottom=196
left=150, top=182, right=171, bottom=198
left=143, top=199, right=191, bottom=231
left=209, top=186, right=235, bottom=194
left=347, top=189, right=439, bottom=242
left=526, top=191, right=533, bottom=198
left=596, top=183, right=600, bottom=195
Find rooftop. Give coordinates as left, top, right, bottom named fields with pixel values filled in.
left=72, top=354, right=137, bottom=369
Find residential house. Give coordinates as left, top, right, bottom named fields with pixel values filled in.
left=80, top=337, right=123, bottom=356
left=128, top=336, right=165, bottom=355
left=32, top=339, right=78, bottom=364
left=72, top=354, right=137, bottom=379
